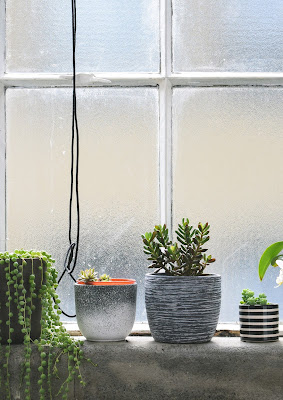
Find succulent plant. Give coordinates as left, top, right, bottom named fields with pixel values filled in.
left=77, top=268, right=111, bottom=283
left=99, top=274, right=111, bottom=282
left=142, top=218, right=215, bottom=276
left=0, top=249, right=91, bottom=400
left=240, top=289, right=268, bottom=305
left=78, top=268, right=98, bottom=283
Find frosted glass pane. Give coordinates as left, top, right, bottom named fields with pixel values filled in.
left=6, top=88, right=159, bottom=321
left=173, top=87, right=283, bottom=322
left=6, top=0, right=159, bottom=73
left=173, top=0, right=283, bottom=72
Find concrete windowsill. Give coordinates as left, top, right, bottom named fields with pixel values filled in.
left=6, top=337, right=283, bottom=400
left=75, top=336, right=283, bottom=400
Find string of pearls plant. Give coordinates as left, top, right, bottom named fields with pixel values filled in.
left=0, top=249, right=93, bottom=400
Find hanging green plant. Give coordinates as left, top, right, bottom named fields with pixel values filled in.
left=0, top=249, right=93, bottom=400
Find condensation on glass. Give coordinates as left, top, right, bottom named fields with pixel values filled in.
left=172, top=0, right=283, bottom=72
left=6, top=88, right=159, bottom=321
left=172, top=87, right=283, bottom=322
left=6, top=0, right=159, bottom=73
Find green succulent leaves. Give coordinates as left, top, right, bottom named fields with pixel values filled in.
left=0, top=249, right=90, bottom=399
left=240, top=289, right=268, bottom=305
left=78, top=268, right=111, bottom=283
left=142, top=218, right=215, bottom=276
left=78, top=268, right=98, bottom=283
left=99, top=273, right=111, bottom=282
left=258, top=241, right=283, bottom=281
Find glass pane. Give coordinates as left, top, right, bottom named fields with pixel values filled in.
left=6, top=88, right=159, bottom=321
left=173, top=0, right=283, bottom=72
left=173, top=87, right=283, bottom=322
left=6, top=0, right=159, bottom=73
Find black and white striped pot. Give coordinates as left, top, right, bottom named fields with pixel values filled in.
left=239, top=304, right=279, bottom=342
left=145, top=273, right=221, bottom=344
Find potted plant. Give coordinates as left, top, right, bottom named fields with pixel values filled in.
left=259, top=241, right=283, bottom=286
left=0, top=249, right=92, bottom=400
left=239, top=289, right=279, bottom=343
left=142, top=218, right=221, bottom=344
left=75, top=268, right=137, bottom=341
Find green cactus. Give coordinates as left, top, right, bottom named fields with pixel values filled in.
left=141, top=218, right=215, bottom=276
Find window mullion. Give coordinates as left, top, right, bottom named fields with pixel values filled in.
left=0, top=73, right=164, bottom=88
left=169, top=72, right=283, bottom=87
left=159, top=0, right=173, bottom=231
left=0, top=0, right=6, bottom=251
left=159, top=79, right=172, bottom=229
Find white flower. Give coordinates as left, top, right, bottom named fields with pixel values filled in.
left=275, top=260, right=283, bottom=287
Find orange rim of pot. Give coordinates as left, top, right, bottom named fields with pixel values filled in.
left=76, top=278, right=136, bottom=286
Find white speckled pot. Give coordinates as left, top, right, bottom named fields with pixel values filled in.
left=75, top=280, right=137, bottom=341
left=145, top=273, right=221, bottom=344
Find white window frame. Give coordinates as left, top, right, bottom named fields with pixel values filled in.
left=1, top=0, right=283, bottom=253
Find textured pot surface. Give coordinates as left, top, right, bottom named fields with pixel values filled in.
left=145, top=273, right=221, bottom=344
left=75, top=281, right=137, bottom=341
left=0, top=258, right=46, bottom=344
left=239, top=304, right=279, bottom=342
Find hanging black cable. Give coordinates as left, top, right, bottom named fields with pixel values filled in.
left=55, top=0, right=80, bottom=318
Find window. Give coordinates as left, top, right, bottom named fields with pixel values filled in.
left=1, top=0, right=283, bottom=323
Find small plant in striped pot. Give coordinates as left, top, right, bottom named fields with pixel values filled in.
left=142, top=218, right=221, bottom=344
left=239, top=289, right=279, bottom=343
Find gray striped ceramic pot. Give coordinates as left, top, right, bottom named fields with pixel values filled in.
left=145, top=273, right=221, bottom=344
left=75, top=280, right=137, bottom=341
left=239, top=304, right=279, bottom=342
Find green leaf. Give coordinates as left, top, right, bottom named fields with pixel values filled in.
left=271, top=254, right=283, bottom=265
left=176, top=230, right=185, bottom=239
left=258, top=241, right=283, bottom=281
left=145, top=232, right=151, bottom=241
left=150, top=231, right=157, bottom=242
left=177, top=238, right=187, bottom=246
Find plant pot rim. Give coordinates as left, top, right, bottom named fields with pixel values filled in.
left=75, top=278, right=136, bottom=286
left=145, top=272, right=220, bottom=278
left=0, top=256, right=44, bottom=261
left=239, top=303, right=278, bottom=307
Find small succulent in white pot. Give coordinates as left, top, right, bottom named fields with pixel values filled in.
left=142, top=218, right=221, bottom=344
left=75, top=267, right=137, bottom=341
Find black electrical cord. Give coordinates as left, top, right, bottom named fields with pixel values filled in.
left=55, top=0, right=80, bottom=318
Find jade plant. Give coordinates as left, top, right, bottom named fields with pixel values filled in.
left=142, top=218, right=215, bottom=276
left=77, top=268, right=111, bottom=284
left=240, top=289, right=268, bottom=305
left=0, top=249, right=93, bottom=400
